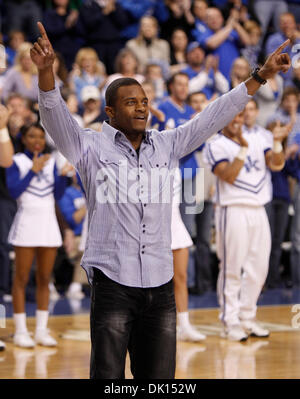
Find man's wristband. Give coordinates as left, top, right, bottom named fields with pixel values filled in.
left=251, top=68, right=267, bottom=85
left=273, top=140, right=283, bottom=153
left=0, top=127, right=10, bottom=143
left=236, top=146, right=248, bottom=161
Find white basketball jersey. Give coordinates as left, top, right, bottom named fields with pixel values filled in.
left=204, top=125, right=273, bottom=206
left=13, top=153, right=56, bottom=208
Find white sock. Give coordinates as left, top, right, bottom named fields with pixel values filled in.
left=14, top=313, right=28, bottom=334
left=36, top=310, right=49, bottom=333
left=177, top=311, right=190, bottom=329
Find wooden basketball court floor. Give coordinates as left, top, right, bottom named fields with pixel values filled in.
left=0, top=304, right=299, bottom=379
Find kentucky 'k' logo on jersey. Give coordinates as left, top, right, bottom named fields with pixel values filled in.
left=244, top=156, right=260, bottom=173
left=36, top=169, right=51, bottom=184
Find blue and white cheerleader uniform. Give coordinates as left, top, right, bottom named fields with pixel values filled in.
left=6, top=150, right=67, bottom=247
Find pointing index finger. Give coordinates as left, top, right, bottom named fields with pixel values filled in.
left=274, top=39, right=290, bottom=55
left=37, top=21, right=49, bottom=41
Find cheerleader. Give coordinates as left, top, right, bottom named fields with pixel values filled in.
left=6, top=123, right=67, bottom=348
left=172, top=167, right=206, bottom=342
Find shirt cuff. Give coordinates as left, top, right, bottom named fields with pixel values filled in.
left=38, top=84, right=61, bottom=109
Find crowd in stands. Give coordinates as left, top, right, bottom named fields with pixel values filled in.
left=0, top=0, right=300, bottom=307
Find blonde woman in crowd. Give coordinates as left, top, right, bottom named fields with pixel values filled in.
left=1, top=42, right=38, bottom=102
left=69, top=47, right=106, bottom=104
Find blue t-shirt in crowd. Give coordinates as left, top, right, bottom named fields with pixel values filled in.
left=181, top=65, right=217, bottom=99
left=152, top=98, right=199, bottom=179
left=58, top=185, right=85, bottom=236
left=198, top=28, right=241, bottom=82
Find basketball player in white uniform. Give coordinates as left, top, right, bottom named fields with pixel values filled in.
left=205, top=108, right=288, bottom=341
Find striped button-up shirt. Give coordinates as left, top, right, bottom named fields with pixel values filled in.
left=38, top=83, right=251, bottom=288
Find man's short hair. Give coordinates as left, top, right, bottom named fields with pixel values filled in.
left=105, top=78, right=141, bottom=107
left=167, top=72, right=189, bottom=93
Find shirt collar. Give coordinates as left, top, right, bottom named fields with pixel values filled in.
left=101, top=120, right=152, bottom=145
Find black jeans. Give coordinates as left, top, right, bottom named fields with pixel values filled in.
left=90, top=268, right=177, bottom=379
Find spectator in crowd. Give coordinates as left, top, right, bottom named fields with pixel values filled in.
left=6, top=123, right=68, bottom=348
left=53, top=52, right=69, bottom=90
left=69, top=47, right=106, bottom=105
left=144, top=63, right=167, bottom=102
left=5, top=30, right=25, bottom=68
left=198, top=7, right=250, bottom=82
left=169, top=28, right=189, bottom=74
left=161, top=0, right=195, bottom=41
left=3, top=0, right=43, bottom=41
left=241, top=20, right=262, bottom=68
left=126, top=16, right=171, bottom=74
left=265, top=12, right=300, bottom=83
left=267, top=87, right=300, bottom=146
left=42, top=0, right=83, bottom=71
left=103, top=48, right=144, bottom=94
left=191, top=0, right=209, bottom=43
left=141, top=80, right=165, bottom=129
left=285, top=66, right=300, bottom=92
left=187, top=91, right=209, bottom=112
left=80, top=85, right=106, bottom=131
left=184, top=42, right=229, bottom=99
left=255, top=70, right=284, bottom=127
left=5, top=93, right=38, bottom=141
left=1, top=42, right=39, bottom=102
left=253, top=0, right=288, bottom=42
left=79, top=0, right=129, bottom=75
left=58, top=173, right=87, bottom=299
left=119, top=0, right=169, bottom=41
left=265, top=120, right=298, bottom=288
left=0, top=106, right=13, bottom=168
left=230, top=56, right=251, bottom=88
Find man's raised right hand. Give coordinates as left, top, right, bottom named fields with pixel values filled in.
left=30, top=22, right=55, bottom=70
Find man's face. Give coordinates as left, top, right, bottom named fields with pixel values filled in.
left=193, top=0, right=208, bottom=21
left=206, top=8, right=223, bottom=32
left=280, top=14, right=296, bottom=37
left=170, top=75, right=189, bottom=103
left=189, top=93, right=207, bottom=112
left=106, top=85, right=149, bottom=135
left=187, top=47, right=205, bottom=68
left=282, top=94, right=298, bottom=114
left=223, top=112, right=245, bottom=137
left=244, top=101, right=258, bottom=127
left=7, top=97, right=27, bottom=116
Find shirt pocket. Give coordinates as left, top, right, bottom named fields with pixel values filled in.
left=148, top=156, right=174, bottom=205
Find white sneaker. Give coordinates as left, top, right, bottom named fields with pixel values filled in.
left=49, top=283, right=60, bottom=301
left=0, top=340, right=5, bottom=351
left=35, top=330, right=57, bottom=347
left=66, top=289, right=84, bottom=300
left=66, top=283, right=84, bottom=300
left=3, top=294, right=12, bottom=303
left=221, top=324, right=248, bottom=342
left=14, top=332, right=35, bottom=348
left=241, top=320, right=270, bottom=338
left=177, top=326, right=206, bottom=342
